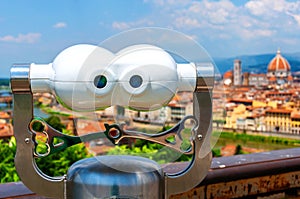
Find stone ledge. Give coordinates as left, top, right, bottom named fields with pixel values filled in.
left=1, top=148, right=300, bottom=199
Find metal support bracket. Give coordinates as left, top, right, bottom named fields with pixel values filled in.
left=164, top=63, right=214, bottom=198
left=29, top=115, right=197, bottom=158
left=11, top=64, right=65, bottom=199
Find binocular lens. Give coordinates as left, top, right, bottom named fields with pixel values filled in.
left=94, top=75, right=107, bottom=89
left=129, top=75, right=143, bottom=88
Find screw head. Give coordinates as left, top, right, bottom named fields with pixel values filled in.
left=24, top=138, right=30, bottom=144
left=197, top=134, right=203, bottom=140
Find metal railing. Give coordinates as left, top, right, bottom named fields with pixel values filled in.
left=1, top=148, right=300, bottom=199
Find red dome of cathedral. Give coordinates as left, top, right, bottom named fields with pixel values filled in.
left=223, top=70, right=233, bottom=79
left=266, top=49, right=293, bottom=85
left=267, top=49, right=290, bottom=72
left=223, top=70, right=233, bottom=86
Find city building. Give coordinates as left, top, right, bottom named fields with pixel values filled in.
left=265, top=108, right=292, bottom=133
left=0, top=111, right=13, bottom=138
left=223, top=70, right=233, bottom=86
left=249, top=74, right=268, bottom=87
left=291, top=111, right=300, bottom=135
left=233, top=59, right=242, bottom=86
left=167, top=92, right=193, bottom=123
left=267, top=49, right=293, bottom=85
left=225, top=104, right=249, bottom=129
left=219, top=48, right=300, bottom=134
left=243, top=72, right=249, bottom=86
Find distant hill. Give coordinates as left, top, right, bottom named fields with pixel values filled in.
left=214, top=52, right=300, bottom=75
left=0, top=78, right=9, bottom=86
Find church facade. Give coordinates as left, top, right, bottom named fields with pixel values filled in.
left=266, top=49, right=293, bottom=85
left=223, top=49, right=293, bottom=87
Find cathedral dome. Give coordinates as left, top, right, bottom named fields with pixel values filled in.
left=267, top=49, right=292, bottom=85
left=267, top=49, right=290, bottom=72
left=223, top=70, right=233, bottom=79
left=223, top=70, right=233, bottom=86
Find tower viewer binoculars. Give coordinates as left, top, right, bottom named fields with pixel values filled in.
left=11, top=34, right=214, bottom=199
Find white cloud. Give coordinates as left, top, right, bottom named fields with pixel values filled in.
left=174, top=16, right=201, bottom=29
left=112, top=22, right=130, bottom=30
left=245, top=0, right=269, bottom=16
left=144, top=0, right=164, bottom=6
left=144, top=0, right=189, bottom=7
left=53, top=22, right=67, bottom=28
left=172, top=0, right=299, bottom=37
left=0, top=33, right=41, bottom=43
left=118, top=0, right=300, bottom=56
left=245, top=0, right=300, bottom=19
left=242, top=29, right=275, bottom=39
left=112, top=19, right=153, bottom=31
left=287, top=12, right=300, bottom=26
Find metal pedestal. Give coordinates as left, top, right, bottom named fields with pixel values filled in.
left=67, top=155, right=163, bottom=199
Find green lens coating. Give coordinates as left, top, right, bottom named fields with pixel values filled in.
left=94, top=75, right=107, bottom=89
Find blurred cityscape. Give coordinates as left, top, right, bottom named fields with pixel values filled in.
left=216, top=49, right=300, bottom=135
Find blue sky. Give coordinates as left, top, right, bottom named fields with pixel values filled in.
left=1, top=0, right=300, bottom=77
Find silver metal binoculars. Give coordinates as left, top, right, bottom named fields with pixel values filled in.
left=11, top=43, right=214, bottom=198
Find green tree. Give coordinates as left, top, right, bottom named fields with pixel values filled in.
left=212, top=148, right=221, bottom=157
left=107, top=139, right=192, bottom=164
left=31, top=115, right=65, bottom=132
left=45, top=116, right=65, bottom=132
left=0, top=114, right=91, bottom=183
left=0, top=137, right=19, bottom=183
left=234, top=144, right=243, bottom=155
left=35, top=143, right=91, bottom=177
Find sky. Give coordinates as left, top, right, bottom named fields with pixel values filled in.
left=1, top=0, right=300, bottom=77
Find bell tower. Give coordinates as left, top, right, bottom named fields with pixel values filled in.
left=234, top=59, right=242, bottom=86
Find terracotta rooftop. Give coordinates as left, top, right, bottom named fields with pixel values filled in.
left=0, top=123, right=13, bottom=138
left=234, top=87, right=250, bottom=92
left=249, top=73, right=266, bottom=77
left=269, top=76, right=277, bottom=82
left=168, top=103, right=186, bottom=108
left=223, top=70, right=233, bottom=79
left=288, top=75, right=293, bottom=81
left=266, top=91, right=293, bottom=95
left=266, top=109, right=292, bottom=114
left=291, top=112, right=300, bottom=119
left=229, top=98, right=253, bottom=104
left=0, top=111, right=11, bottom=119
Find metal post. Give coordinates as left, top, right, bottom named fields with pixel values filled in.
left=11, top=64, right=65, bottom=199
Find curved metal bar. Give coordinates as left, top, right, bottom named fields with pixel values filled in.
left=30, top=118, right=83, bottom=157
left=165, top=89, right=213, bottom=198
left=104, top=115, right=197, bottom=155
left=29, top=118, right=107, bottom=157
left=11, top=64, right=65, bottom=199
left=29, top=115, right=197, bottom=157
